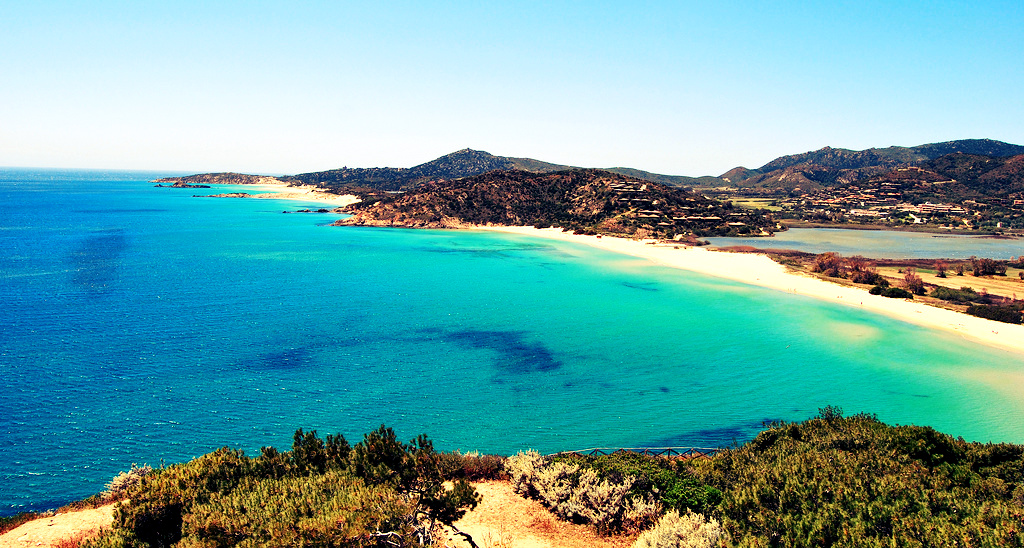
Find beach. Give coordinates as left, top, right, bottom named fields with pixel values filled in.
left=240, top=183, right=361, bottom=207
left=476, top=226, right=1024, bottom=356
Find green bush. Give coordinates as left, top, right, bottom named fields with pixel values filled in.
left=552, top=451, right=721, bottom=515
left=870, top=285, right=911, bottom=298
left=690, top=409, right=1024, bottom=547
left=81, top=426, right=480, bottom=548
left=181, top=470, right=406, bottom=546
left=966, top=304, right=1024, bottom=324
left=931, top=285, right=982, bottom=303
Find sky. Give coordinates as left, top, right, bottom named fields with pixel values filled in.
left=1, top=0, right=1022, bottom=176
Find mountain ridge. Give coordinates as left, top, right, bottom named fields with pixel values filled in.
left=726, top=139, right=1024, bottom=192
left=154, top=138, right=1024, bottom=199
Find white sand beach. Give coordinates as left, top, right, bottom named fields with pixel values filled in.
left=243, top=183, right=361, bottom=207
left=477, top=226, right=1024, bottom=356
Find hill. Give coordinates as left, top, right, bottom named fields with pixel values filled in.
left=282, top=148, right=571, bottom=192
left=152, top=149, right=719, bottom=194
left=337, top=168, right=777, bottom=238
left=152, top=172, right=285, bottom=186
left=601, top=167, right=720, bottom=188
left=866, top=152, right=1024, bottom=203
left=720, top=139, right=1024, bottom=192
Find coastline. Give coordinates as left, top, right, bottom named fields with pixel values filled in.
left=475, top=226, right=1024, bottom=356
left=217, top=183, right=361, bottom=207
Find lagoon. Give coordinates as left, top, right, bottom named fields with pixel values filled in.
left=707, top=228, right=1022, bottom=259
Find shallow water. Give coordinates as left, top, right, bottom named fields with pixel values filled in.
left=2, top=169, right=1022, bottom=515
left=708, top=228, right=1023, bottom=259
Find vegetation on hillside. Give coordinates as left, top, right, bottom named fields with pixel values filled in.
left=152, top=173, right=284, bottom=186
left=12, top=410, right=1024, bottom=547
left=338, top=168, right=777, bottom=238
left=283, top=149, right=570, bottom=193
left=719, top=139, right=1024, bottom=191
left=78, top=426, right=491, bottom=548
left=509, top=408, right=1024, bottom=547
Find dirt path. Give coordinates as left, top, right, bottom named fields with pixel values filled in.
left=2, top=482, right=634, bottom=548
left=444, top=481, right=635, bottom=548
left=0, top=503, right=116, bottom=548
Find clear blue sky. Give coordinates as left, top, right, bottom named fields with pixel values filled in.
left=2, top=0, right=1022, bottom=176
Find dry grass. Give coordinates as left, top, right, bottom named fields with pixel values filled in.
left=447, top=481, right=637, bottom=548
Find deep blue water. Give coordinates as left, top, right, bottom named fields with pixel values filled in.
left=2, top=168, right=1023, bottom=516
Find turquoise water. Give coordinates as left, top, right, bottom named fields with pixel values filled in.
left=2, top=169, right=1023, bottom=516
left=708, top=228, right=1023, bottom=259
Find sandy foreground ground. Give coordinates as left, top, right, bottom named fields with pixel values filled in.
left=237, top=183, right=361, bottom=207
left=476, top=226, right=1024, bottom=357
left=2, top=483, right=627, bottom=548
left=0, top=504, right=115, bottom=548
left=447, top=481, right=633, bottom=548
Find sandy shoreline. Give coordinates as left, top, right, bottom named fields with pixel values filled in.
left=476, top=226, right=1024, bottom=356
left=230, top=183, right=361, bottom=207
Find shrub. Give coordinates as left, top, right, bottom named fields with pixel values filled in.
left=971, top=257, right=1007, bottom=276
left=811, top=252, right=845, bottom=278
left=966, top=304, right=1024, bottom=324
left=534, top=461, right=581, bottom=512
left=507, top=451, right=669, bottom=533
left=439, top=451, right=507, bottom=481
left=930, top=286, right=982, bottom=303
left=104, top=464, right=153, bottom=501
left=506, top=450, right=544, bottom=498
left=84, top=426, right=480, bottom=548
left=631, top=510, right=723, bottom=548
left=553, top=451, right=720, bottom=515
left=847, top=256, right=882, bottom=285
left=180, top=470, right=407, bottom=547
left=872, top=286, right=913, bottom=298
left=902, top=267, right=925, bottom=295
left=690, top=414, right=1024, bottom=547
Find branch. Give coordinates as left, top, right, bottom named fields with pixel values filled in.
left=370, top=531, right=404, bottom=547
left=448, top=524, right=480, bottom=548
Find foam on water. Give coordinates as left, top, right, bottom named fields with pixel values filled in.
left=1, top=169, right=1022, bottom=515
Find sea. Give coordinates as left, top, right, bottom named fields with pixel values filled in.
left=2, top=168, right=1024, bottom=516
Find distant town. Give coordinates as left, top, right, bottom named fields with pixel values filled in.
left=708, top=169, right=1024, bottom=232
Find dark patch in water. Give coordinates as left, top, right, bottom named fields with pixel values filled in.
left=70, top=230, right=127, bottom=293
left=262, top=347, right=316, bottom=369
left=621, top=281, right=659, bottom=292
left=417, top=242, right=576, bottom=260
left=882, top=389, right=931, bottom=399
left=642, top=418, right=780, bottom=448
left=659, top=386, right=670, bottom=393
left=423, top=328, right=561, bottom=373
left=77, top=209, right=167, bottom=214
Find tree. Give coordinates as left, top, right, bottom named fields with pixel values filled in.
left=812, top=252, right=845, bottom=278
left=935, top=260, right=948, bottom=278
left=903, top=268, right=925, bottom=295
left=351, top=426, right=481, bottom=544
